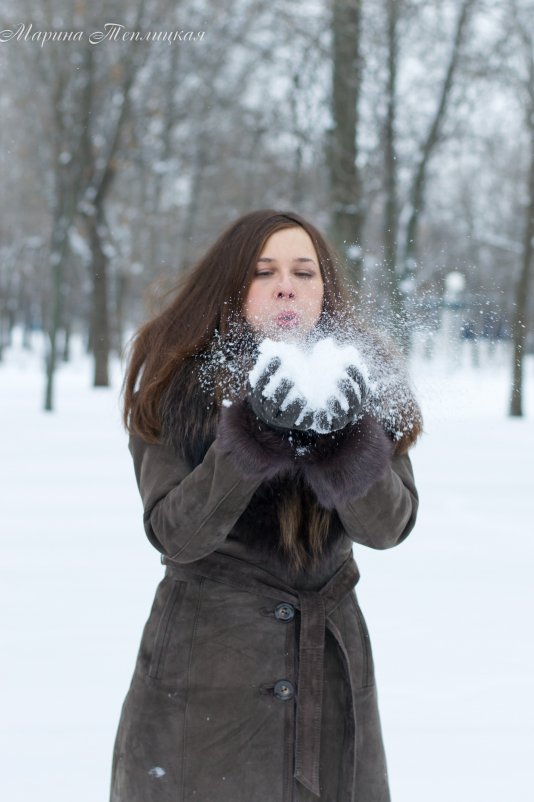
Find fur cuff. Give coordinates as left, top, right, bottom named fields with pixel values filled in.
left=298, top=414, right=394, bottom=509
left=216, top=399, right=296, bottom=482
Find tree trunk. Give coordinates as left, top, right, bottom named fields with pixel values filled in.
left=88, top=209, right=110, bottom=387
left=180, top=130, right=209, bottom=272
left=384, top=0, right=402, bottom=324
left=44, top=212, right=70, bottom=411
left=62, top=322, right=71, bottom=362
left=510, top=114, right=534, bottom=416
left=327, top=0, right=364, bottom=290
left=113, top=270, right=129, bottom=358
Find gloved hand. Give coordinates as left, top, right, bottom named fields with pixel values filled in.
left=247, top=360, right=367, bottom=433
left=247, top=357, right=315, bottom=430
left=313, top=365, right=367, bottom=433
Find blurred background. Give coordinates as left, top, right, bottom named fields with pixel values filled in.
left=0, top=1, right=533, bottom=800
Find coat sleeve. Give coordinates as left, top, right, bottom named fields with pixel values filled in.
left=294, top=415, right=420, bottom=549
left=128, top=431, right=265, bottom=563
left=212, top=400, right=420, bottom=552
left=333, top=451, right=419, bottom=550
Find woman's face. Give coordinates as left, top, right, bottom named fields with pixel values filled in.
left=243, top=227, right=324, bottom=341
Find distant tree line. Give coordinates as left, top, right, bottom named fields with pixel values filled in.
left=0, top=0, right=532, bottom=415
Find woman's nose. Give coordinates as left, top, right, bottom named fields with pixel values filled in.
left=275, top=275, right=296, bottom=298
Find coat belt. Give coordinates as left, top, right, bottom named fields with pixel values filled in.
left=162, top=550, right=361, bottom=800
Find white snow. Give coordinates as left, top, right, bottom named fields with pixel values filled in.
left=248, top=335, right=369, bottom=430
left=147, top=766, right=166, bottom=778
left=0, top=328, right=532, bottom=801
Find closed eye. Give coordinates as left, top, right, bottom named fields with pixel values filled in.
left=254, top=271, right=314, bottom=278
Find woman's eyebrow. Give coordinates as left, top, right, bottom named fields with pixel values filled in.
left=256, top=257, right=317, bottom=264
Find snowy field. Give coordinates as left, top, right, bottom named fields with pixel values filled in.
left=1, top=328, right=533, bottom=801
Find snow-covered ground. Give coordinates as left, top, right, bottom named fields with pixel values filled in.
left=0, top=329, right=532, bottom=801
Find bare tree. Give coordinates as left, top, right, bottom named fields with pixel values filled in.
left=77, top=15, right=147, bottom=386
left=398, top=0, right=476, bottom=345
left=17, top=0, right=150, bottom=403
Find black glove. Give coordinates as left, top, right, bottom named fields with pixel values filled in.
left=248, top=360, right=367, bottom=433
left=313, top=366, right=367, bottom=433
left=247, top=357, right=315, bottom=430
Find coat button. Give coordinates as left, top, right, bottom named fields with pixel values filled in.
left=274, top=680, right=295, bottom=700
left=274, top=602, right=295, bottom=621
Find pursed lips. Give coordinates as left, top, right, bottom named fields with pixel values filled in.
left=275, top=310, right=300, bottom=328
left=276, top=310, right=298, bottom=319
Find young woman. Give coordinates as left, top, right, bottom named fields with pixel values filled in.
left=110, top=209, right=422, bottom=802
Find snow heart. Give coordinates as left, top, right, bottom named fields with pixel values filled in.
left=247, top=336, right=370, bottom=433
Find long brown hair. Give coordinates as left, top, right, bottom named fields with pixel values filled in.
left=120, top=209, right=422, bottom=574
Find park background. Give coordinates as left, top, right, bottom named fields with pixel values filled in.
left=1, top=1, right=533, bottom=800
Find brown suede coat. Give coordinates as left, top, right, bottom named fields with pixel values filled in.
left=109, top=348, right=419, bottom=802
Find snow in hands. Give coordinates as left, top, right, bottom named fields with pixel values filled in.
left=248, top=336, right=370, bottom=433
left=202, top=321, right=421, bottom=444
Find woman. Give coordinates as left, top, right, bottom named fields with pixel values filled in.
left=110, top=209, right=422, bottom=802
